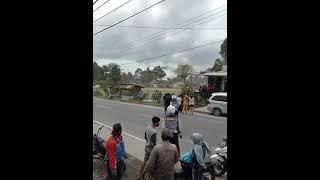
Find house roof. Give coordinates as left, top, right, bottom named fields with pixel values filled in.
left=203, top=71, right=227, bottom=77
left=110, top=83, right=144, bottom=89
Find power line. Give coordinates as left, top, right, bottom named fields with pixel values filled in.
left=107, top=14, right=226, bottom=59
left=119, top=40, right=223, bottom=65
left=94, top=24, right=226, bottom=30
left=94, top=0, right=134, bottom=23
left=93, top=0, right=110, bottom=13
left=105, top=10, right=226, bottom=57
left=102, top=5, right=226, bottom=54
left=93, top=0, right=166, bottom=36
left=93, top=0, right=99, bottom=5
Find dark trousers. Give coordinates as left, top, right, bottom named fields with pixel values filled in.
left=104, top=160, right=124, bottom=180
left=192, top=167, right=202, bottom=180
left=168, top=133, right=180, bottom=154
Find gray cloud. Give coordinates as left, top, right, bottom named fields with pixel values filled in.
left=93, top=0, right=227, bottom=78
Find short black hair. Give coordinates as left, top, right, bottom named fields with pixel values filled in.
left=152, top=116, right=160, bottom=124
left=111, top=123, right=122, bottom=136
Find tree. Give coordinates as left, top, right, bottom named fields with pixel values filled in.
left=175, top=64, right=193, bottom=85
left=152, top=66, right=166, bottom=80
left=93, top=62, right=104, bottom=82
left=127, top=72, right=133, bottom=82
left=109, top=64, right=121, bottom=85
left=102, top=63, right=121, bottom=85
left=220, top=38, right=227, bottom=64
left=141, top=70, right=154, bottom=85
left=134, top=68, right=143, bottom=82
left=213, top=59, right=223, bottom=72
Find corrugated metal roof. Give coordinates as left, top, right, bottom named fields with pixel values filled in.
left=111, top=84, right=144, bottom=89
left=203, top=71, right=227, bottom=76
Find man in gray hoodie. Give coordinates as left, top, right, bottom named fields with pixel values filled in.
left=191, top=133, right=213, bottom=180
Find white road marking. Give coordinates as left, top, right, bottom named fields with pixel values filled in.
left=93, top=120, right=145, bottom=143
left=96, top=105, right=112, bottom=110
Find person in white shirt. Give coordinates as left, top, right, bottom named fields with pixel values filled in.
left=176, top=95, right=182, bottom=113
left=189, top=95, right=195, bottom=115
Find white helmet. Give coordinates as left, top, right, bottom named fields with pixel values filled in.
left=171, top=95, right=177, bottom=100
left=166, top=105, right=176, bottom=115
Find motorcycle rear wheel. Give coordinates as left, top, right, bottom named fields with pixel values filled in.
left=214, top=161, right=226, bottom=176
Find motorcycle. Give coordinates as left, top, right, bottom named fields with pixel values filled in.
left=211, top=137, right=227, bottom=176
left=174, top=157, right=216, bottom=180
left=93, top=126, right=106, bottom=158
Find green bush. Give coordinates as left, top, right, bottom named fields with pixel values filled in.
left=195, top=95, right=207, bottom=107
left=181, top=85, right=193, bottom=96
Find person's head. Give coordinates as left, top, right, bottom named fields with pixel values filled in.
left=166, top=105, right=176, bottom=115
left=190, top=95, right=193, bottom=98
left=191, top=133, right=204, bottom=145
left=171, top=95, right=177, bottom=100
left=161, top=128, right=173, bottom=141
left=111, top=123, right=122, bottom=137
left=152, top=116, right=160, bottom=127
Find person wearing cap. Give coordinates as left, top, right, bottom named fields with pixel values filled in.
left=141, top=128, right=180, bottom=180
left=162, top=105, right=182, bottom=154
left=135, top=116, right=161, bottom=180
left=104, top=123, right=126, bottom=180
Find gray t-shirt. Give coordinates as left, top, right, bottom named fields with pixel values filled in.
left=145, top=125, right=157, bottom=153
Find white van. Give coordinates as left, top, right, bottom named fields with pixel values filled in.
left=207, top=92, right=227, bottom=116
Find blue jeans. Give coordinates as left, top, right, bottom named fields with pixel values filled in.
left=192, top=167, right=201, bottom=180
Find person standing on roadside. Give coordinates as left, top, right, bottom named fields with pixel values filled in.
left=176, top=94, right=182, bottom=113
left=135, top=116, right=161, bottom=180
left=104, top=123, right=126, bottom=180
left=190, top=133, right=213, bottom=180
left=141, top=128, right=180, bottom=180
left=170, top=95, right=179, bottom=115
left=189, top=95, right=195, bottom=115
left=182, top=95, right=189, bottom=114
left=162, top=105, right=182, bottom=154
left=163, top=93, right=172, bottom=114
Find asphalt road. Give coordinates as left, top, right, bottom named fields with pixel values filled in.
left=93, top=97, right=227, bottom=155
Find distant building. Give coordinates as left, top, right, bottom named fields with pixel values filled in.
left=204, top=65, right=227, bottom=92
left=110, top=83, right=144, bottom=97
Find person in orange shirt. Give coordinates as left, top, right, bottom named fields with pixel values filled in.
left=182, top=95, right=189, bottom=113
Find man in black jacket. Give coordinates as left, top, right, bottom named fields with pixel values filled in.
left=163, top=93, right=172, bottom=114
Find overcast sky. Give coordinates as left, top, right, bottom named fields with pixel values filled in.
left=93, top=0, right=227, bottom=78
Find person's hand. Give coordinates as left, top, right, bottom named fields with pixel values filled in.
left=111, top=169, right=117, bottom=176
left=179, top=134, right=183, bottom=139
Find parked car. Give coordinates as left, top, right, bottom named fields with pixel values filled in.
left=207, top=92, right=227, bottom=116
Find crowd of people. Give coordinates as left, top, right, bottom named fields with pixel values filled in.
left=199, top=84, right=214, bottom=99
left=163, top=93, right=196, bottom=115
left=103, top=104, right=213, bottom=180
left=151, top=90, right=162, bottom=103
